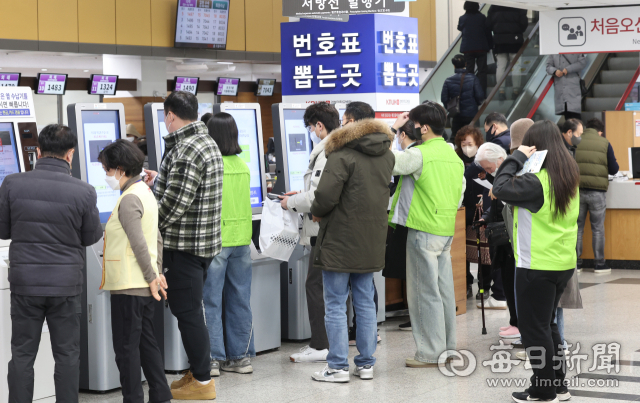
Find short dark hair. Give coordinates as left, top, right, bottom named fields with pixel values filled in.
left=452, top=54, right=466, bottom=69
left=98, top=139, right=145, bottom=177
left=409, top=102, right=447, bottom=136
left=164, top=91, right=198, bottom=121
left=586, top=118, right=605, bottom=133
left=38, top=124, right=77, bottom=158
left=200, top=113, right=213, bottom=125
left=400, top=119, right=421, bottom=142
left=207, top=112, right=242, bottom=156
left=303, top=103, right=340, bottom=133
left=484, top=112, right=508, bottom=127
left=344, top=101, right=375, bottom=122
left=464, top=1, right=480, bottom=13
left=560, top=118, right=583, bottom=134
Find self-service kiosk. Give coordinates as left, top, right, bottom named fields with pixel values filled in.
left=0, top=87, right=56, bottom=403
left=271, top=103, right=313, bottom=341
left=211, top=103, right=281, bottom=352
left=68, top=103, right=161, bottom=391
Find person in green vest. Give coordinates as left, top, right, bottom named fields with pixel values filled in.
left=575, top=118, right=619, bottom=274
left=492, top=120, right=580, bottom=403
left=389, top=102, right=466, bottom=368
left=203, top=113, right=255, bottom=377
left=99, top=140, right=172, bottom=403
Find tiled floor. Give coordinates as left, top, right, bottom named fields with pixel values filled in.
left=79, top=268, right=640, bottom=402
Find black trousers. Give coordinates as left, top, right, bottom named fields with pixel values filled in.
left=8, top=294, right=81, bottom=403
left=164, top=249, right=213, bottom=382
left=491, top=244, right=517, bottom=326
left=465, top=52, right=488, bottom=95
left=451, top=114, right=474, bottom=140
left=306, top=245, right=330, bottom=350
left=111, top=294, right=173, bottom=403
left=516, top=268, right=574, bottom=400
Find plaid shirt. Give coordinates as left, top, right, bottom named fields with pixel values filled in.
left=155, top=121, right=223, bottom=258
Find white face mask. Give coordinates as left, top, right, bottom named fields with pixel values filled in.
left=462, top=145, right=478, bottom=158
left=164, top=113, right=174, bottom=133
left=396, top=136, right=405, bottom=152
left=310, top=131, right=322, bottom=145
left=105, top=170, right=122, bottom=191
left=488, top=171, right=495, bottom=177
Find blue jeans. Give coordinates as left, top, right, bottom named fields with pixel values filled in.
left=555, top=308, right=566, bottom=348
left=406, top=229, right=456, bottom=363
left=323, top=271, right=377, bottom=369
left=203, top=245, right=255, bottom=361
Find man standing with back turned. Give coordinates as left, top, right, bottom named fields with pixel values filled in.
left=145, top=91, right=223, bottom=400
left=0, top=124, right=103, bottom=402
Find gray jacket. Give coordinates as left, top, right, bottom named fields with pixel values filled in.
left=546, top=54, right=587, bottom=115
left=0, top=158, right=103, bottom=296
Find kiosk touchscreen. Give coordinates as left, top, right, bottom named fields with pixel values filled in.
left=335, top=103, right=346, bottom=123
left=271, top=104, right=313, bottom=194
left=143, top=103, right=168, bottom=171
left=212, top=103, right=267, bottom=214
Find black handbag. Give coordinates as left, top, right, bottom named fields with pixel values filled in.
left=446, top=73, right=466, bottom=117
left=486, top=201, right=510, bottom=247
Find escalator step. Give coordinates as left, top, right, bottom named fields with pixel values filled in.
left=601, top=70, right=637, bottom=84
left=593, top=83, right=631, bottom=98
left=585, top=97, right=632, bottom=112
left=608, top=57, right=639, bottom=71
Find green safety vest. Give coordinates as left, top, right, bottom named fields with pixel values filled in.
left=389, top=137, right=464, bottom=237
left=221, top=155, right=253, bottom=247
left=513, top=169, right=579, bottom=271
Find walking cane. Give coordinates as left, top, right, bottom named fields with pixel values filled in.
left=473, top=197, right=488, bottom=335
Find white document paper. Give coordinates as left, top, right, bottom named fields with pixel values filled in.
left=473, top=178, right=493, bottom=189
left=517, top=150, right=548, bottom=176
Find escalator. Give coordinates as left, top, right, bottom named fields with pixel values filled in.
left=420, top=6, right=640, bottom=135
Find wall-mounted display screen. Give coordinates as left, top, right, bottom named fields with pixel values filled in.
left=174, top=76, right=199, bottom=95
left=224, top=109, right=264, bottom=208
left=156, top=109, right=168, bottom=157
left=175, top=0, right=230, bottom=50
left=0, top=122, right=21, bottom=185
left=256, top=79, right=276, bottom=97
left=282, top=109, right=312, bottom=193
left=0, top=73, right=21, bottom=87
left=216, top=78, right=239, bottom=96
left=37, top=74, right=68, bottom=95
left=81, top=110, right=121, bottom=223
left=89, top=74, right=119, bottom=95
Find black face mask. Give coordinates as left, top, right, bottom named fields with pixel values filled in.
left=487, top=125, right=496, bottom=140
left=414, top=127, right=423, bottom=139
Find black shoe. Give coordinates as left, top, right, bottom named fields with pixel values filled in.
left=512, top=390, right=559, bottom=402
left=556, top=385, right=571, bottom=401
left=594, top=265, right=611, bottom=274
left=498, top=92, right=507, bottom=101
left=476, top=291, right=490, bottom=300
left=512, top=91, right=520, bottom=101
left=399, top=321, right=412, bottom=331
left=511, top=339, right=525, bottom=349
left=466, top=287, right=473, bottom=299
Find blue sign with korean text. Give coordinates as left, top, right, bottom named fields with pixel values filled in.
left=281, top=14, right=419, bottom=97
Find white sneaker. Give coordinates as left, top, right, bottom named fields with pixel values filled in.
left=515, top=351, right=528, bottom=361
left=354, top=365, right=373, bottom=380
left=311, top=365, right=349, bottom=383
left=477, top=296, right=507, bottom=310
left=290, top=345, right=328, bottom=363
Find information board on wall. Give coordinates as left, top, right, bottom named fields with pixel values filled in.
left=89, top=75, right=118, bottom=95
left=217, top=78, right=239, bottom=96
left=175, top=0, right=230, bottom=50
left=282, top=0, right=404, bottom=19
left=174, top=77, right=199, bottom=95
left=0, top=87, right=34, bottom=117
left=37, top=74, right=67, bottom=95
left=0, top=74, right=21, bottom=87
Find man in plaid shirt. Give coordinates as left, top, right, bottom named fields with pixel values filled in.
left=145, top=91, right=222, bottom=400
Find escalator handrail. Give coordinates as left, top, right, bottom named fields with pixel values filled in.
left=526, top=77, right=554, bottom=119
left=615, top=66, right=640, bottom=111
left=470, top=22, right=540, bottom=126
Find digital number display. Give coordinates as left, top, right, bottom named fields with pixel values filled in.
left=89, top=75, right=119, bottom=95
left=256, top=78, right=276, bottom=97
left=175, top=0, right=230, bottom=50
left=0, top=73, right=21, bottom=87
left=37, top=74, right=68, bottom=95
left=174, top=76, right=199, bottom=95
left=216, top=77, right=239, bottom=96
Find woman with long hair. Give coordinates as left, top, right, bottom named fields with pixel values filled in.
left=492, top=120, right=580, bottom=403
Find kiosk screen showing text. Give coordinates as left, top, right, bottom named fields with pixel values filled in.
left=283, top=109, right=312, bottom=193
left=175, top=0, right=230, bottom=49
left=81, top=110, right=121, bottom=223
left=156, top=110, right=168, bottom=157
left=0, top=123, right=20, bottom=185
left=224, top=109, right=264, bottom=207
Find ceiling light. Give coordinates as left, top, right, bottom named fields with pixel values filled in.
left=84, top=70, right=89, bottom=72
left=175, top=63, right=208, bottom=71
left=217, top=62, right=234, bottom=65
left=41, top=68, right=47, bottom=71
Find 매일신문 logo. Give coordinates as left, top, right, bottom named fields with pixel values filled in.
left=559, top=17, right=586, bottom=47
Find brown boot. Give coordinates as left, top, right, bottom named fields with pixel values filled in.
left=171, top=371, right=193, bottom=390
left=171, top=378, right=216, bottom=400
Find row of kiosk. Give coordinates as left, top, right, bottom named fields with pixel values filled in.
left=0, top=91, right=385, bottom=400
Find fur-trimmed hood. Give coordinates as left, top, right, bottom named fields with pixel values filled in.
left=325, top=119, right=394, bottom=156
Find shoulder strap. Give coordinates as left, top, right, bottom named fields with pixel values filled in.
left=459, top=73, right=466, bottom=92
left=562, top=54, right=571, bottom=65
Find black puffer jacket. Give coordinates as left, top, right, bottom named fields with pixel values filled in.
left=442, top=69, right=485, bottom=118
left=458, top=12, right=492, bottom=53
left=0, top=158, right=103, bottom=296
left=486, top=6, right=528, bottom=54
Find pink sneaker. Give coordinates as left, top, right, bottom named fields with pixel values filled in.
left=499, top=326, right=521, bottom=339
left=500, top=325, right=513, bottom=332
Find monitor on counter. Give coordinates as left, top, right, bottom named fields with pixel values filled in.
left=36, top=73, right=68, bottom=95
left=0, top=73, right=21, bottom=87
left=0, top=122, right=22, bottom=185
left=143, top=103, right=167, bottom=171
left=271, top=103, right=312, bottom=194
left=212, top=103, right=267, bottom=214
left=216, top=77, right=239, bottom=96
left=67, top=103, right=126, bottom=224
left=89, top=74, right=119, bottom=95
left=173, top=76, right=199, bottom=95
left=174, top=0, right=230, bottom=50
left=256, top=79, right=276, bottom=97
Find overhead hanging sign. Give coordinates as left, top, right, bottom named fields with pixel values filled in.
left=283, top=0, right=405, bottom=20
left=540, top=6, right=640, bottom=54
